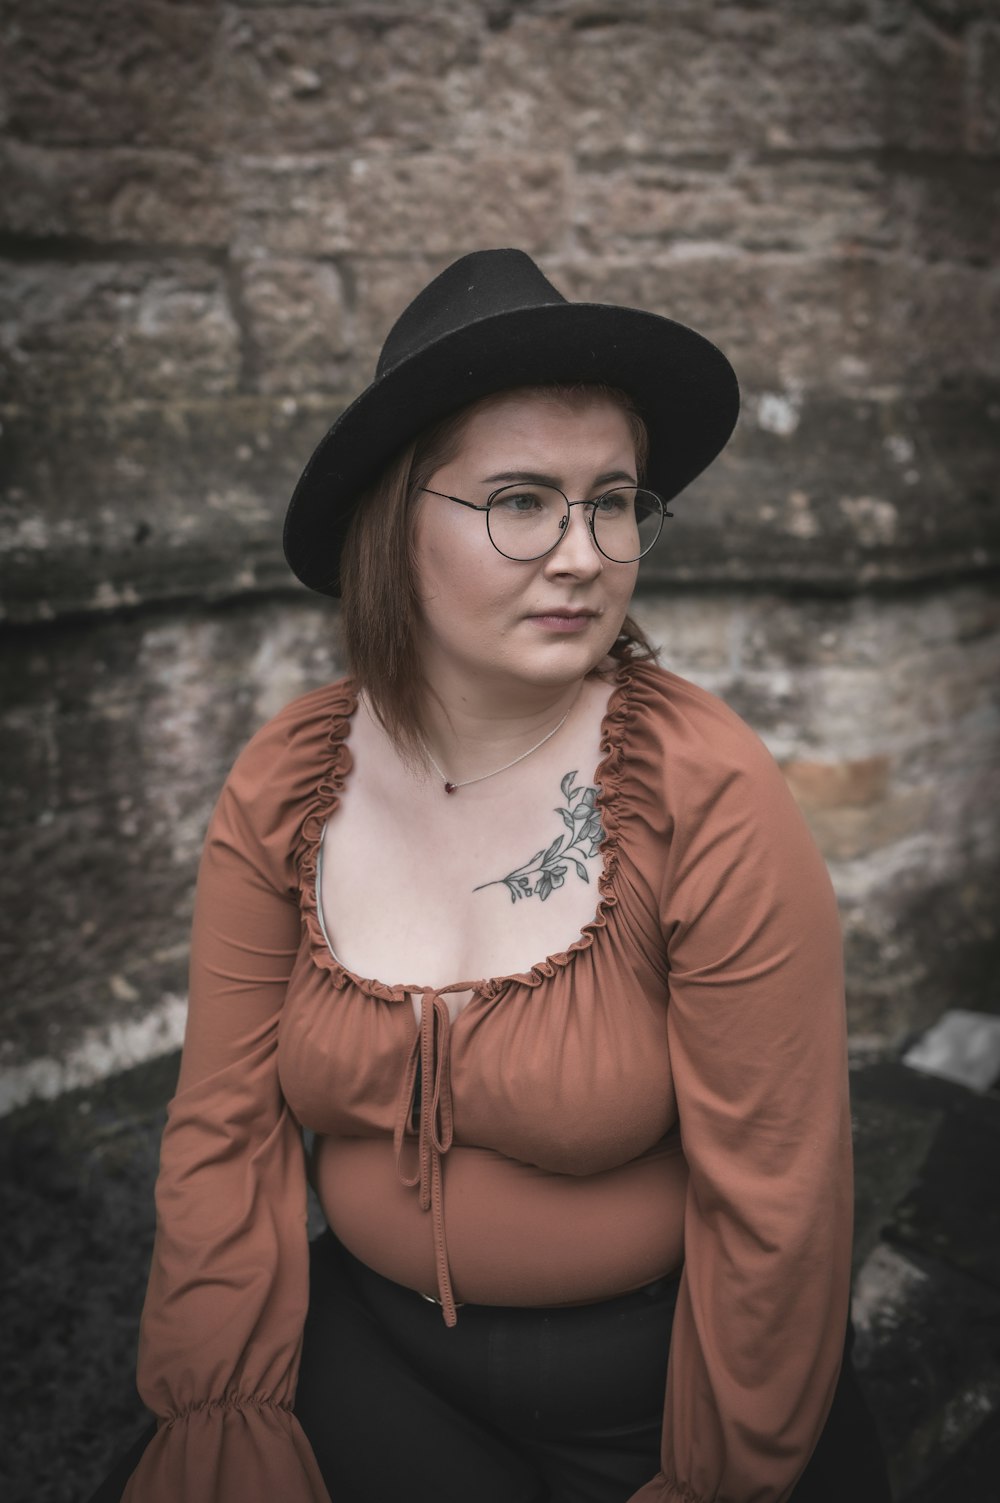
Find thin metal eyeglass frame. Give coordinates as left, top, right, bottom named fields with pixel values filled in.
left=419, top=484, right=671, bottom=563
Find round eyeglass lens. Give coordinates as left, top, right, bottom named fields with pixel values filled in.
left=591, top=487, right=664, bottom=562
left=485, top=484, right=664, bottom=562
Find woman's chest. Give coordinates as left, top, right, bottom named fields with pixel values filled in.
left=278, top=944, right=677, bottom=1174
left=317, top=762, right=609, bottom=998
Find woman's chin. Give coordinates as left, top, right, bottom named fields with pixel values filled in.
left=492, top=640, right=616, bottom=691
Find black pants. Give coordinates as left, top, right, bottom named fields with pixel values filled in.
left=90, top=1232, right=892, bottom=1503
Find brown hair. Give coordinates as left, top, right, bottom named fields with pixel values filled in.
left=339, top=385, right=657, bottom=763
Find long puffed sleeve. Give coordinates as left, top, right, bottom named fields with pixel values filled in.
left=625, top=666, right=853, bottom=1503
left=122, top=695, right=335, bottom=1503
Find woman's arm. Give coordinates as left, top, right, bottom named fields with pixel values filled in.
left=630, top=675, right=852, bottom=1503
left=122, top=721, right=329, bottom=1503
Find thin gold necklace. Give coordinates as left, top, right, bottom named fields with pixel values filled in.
left=425, top=705, right=575, bottom=795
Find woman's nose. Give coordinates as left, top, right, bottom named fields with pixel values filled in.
left=543, top=504, right=603, bottom=576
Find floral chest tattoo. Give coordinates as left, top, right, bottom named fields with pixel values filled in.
left=473, top=771, right=603, bottom=904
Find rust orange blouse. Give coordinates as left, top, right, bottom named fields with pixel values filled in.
left=124, top=660, right=853, bottom=1503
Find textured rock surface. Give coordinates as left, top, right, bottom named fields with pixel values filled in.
left=1, top=5, right=997, bottom=1097
left=2, top=3, right=999, bottom=622
left=1, top=14, right=999, bottom=1498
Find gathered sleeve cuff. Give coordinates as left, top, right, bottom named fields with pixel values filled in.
left=123, top=1397, right=328, bottom=1502
left=625, top=666, right=854, bottom=1503
left=122, top=693, right=345, bottom=1503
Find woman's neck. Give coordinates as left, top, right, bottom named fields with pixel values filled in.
left=416, top=667, right=589, bottom=785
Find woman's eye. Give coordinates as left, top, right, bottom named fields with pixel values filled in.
left=493, top=489, right=545, bottom=514
left=595, top=491, right=630, bottom=515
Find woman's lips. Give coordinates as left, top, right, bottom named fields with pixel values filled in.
left=528, top=611, right=597, bottom=634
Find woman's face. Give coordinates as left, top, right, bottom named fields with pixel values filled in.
left=412, top=390, right=641, bottom=694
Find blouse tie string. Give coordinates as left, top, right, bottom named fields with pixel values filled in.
left=392, top=988, right=458, bottom=1325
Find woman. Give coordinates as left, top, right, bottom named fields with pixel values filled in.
left=97, top=250, right=889, bottom=1503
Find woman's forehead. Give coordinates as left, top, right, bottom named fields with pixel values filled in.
left=447, top=388, right=636, bottom=463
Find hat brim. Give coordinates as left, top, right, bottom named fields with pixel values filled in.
left=283, top=301, right=739, bottom=595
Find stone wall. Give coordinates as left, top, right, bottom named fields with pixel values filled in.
left=2, top=0, right=998, bottom=1110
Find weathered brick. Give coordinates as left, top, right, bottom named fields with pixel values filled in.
left=545, top=7, right=970, bottom=157
left=229, top=150, right=568, bottom=261
left=217, top=7, right=481, bottom=153
left=574, top=159, right=897, bottom=261
left=0, top=141, right=231, bottom=247
left=0, top=0, right=219, bottom=149
left=884, top=161, right=1000, bottom=265
left=0, top=260, right=240, bottom=406
left=238, top=258, right=351, bottom=395
left=573, top=157, right=1000, bottom=266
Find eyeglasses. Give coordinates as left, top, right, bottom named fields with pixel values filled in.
left=420, top=483, right=670, bottom=563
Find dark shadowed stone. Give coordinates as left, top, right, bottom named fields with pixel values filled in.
left=903, top=1414, right=1000, bottom=1503
left=0, top=141, right=232, bottom=248
left=0, top=1050, right=315, bottom=1500
left=851, top=1064, right=1000, bottom=1291
left=0, top=1052, right=178, bottom=1501
left=3, top=1050, right=997, bottom=1498
left=853, top=1241, right=1000, bottom=1499
left=849, top=1065, right=1000, bottom=1497
left=850, top=1082, right=943, bottom=1276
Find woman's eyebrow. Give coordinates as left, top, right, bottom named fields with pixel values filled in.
left=483, top=468, right=637, bottom=487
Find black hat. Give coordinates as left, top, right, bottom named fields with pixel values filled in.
left=283, top=249, right=739, bottom=595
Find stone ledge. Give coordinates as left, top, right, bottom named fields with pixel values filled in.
left=2, top=384, right=998, bottom=623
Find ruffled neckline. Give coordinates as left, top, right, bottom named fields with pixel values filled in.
left=296, top=658, right=638, bottom=1003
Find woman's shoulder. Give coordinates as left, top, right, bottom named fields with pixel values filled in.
left=239, top=675, right=354, bottom=757
left=622, top=657, right=777, bottom=779
left=220, top=675, right=357, bottom=819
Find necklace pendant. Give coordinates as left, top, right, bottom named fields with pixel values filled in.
left=444, top=781, right=457, bottom=795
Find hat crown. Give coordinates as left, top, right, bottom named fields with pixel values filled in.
left=376, top=249, right=567, bottom=379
